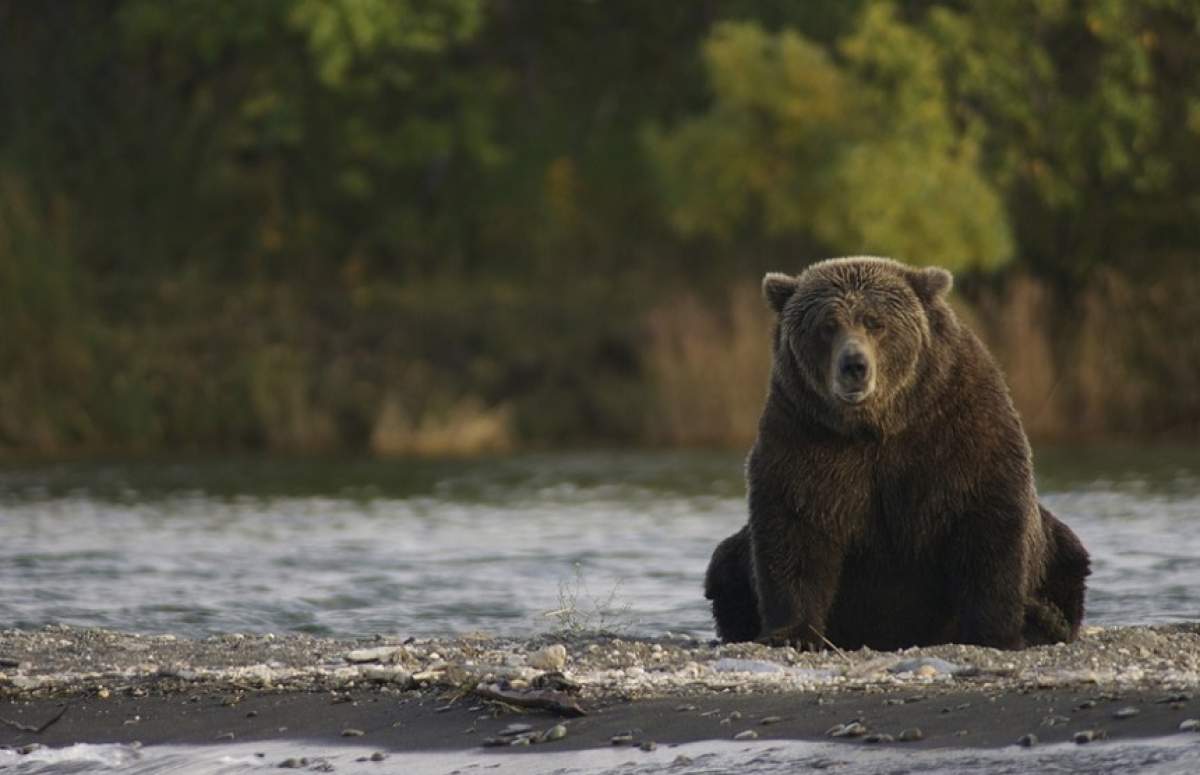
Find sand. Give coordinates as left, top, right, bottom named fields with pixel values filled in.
left=3, top=623, right=1199, bottom=756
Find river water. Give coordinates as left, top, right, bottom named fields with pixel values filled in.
left=3, top=447, right=1200, bottom=774
left=2, top=446, right=1200, bottom=639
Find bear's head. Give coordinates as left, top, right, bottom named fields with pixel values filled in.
left=763, top=256, right=957, bottom=433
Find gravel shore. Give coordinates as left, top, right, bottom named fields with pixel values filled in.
left=3, top=623, right=1199, bottom=754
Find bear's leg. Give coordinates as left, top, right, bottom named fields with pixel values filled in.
left=951, top=506, right=1029, bottom=650
left=704, top=526, right=761, bottom=643
left=1025, top=504, right=1090, bottom=645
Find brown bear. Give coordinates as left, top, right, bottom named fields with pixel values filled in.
left=704, top=257, right=1089, bottom=650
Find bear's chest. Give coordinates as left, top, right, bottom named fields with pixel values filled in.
left=792, top=441, right=968, bottom=549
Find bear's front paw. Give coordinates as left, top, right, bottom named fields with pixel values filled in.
left=757, top=624, right=825, bottom=652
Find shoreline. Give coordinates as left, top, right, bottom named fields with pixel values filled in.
left=3, top=624, right=1200, bottom=755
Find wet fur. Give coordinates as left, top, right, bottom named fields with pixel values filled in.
left=705, top=257, right=1090, bottom=650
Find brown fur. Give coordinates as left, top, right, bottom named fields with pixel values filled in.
left=704, top=257, right=1089, bottom=650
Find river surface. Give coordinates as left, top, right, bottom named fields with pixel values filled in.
left=2, top=446, right=1199, bottom=640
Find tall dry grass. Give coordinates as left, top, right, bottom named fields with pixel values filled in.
left=969, top=275, right=1065, bottom=439
left=643, top=270, right=1200, bottom=447
left=644, top=284, right=773, bottom=447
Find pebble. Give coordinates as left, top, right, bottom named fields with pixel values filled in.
left=611, top=732, right=635, bottom=745
left=675, top=704, right=697, bottom=712
left=1179, top=718, right=1200, bottom=732
left=17, top=744, right=43, bottom=755
left=734, top=729, right=758, bottom=740
left=541, top=724, right=567, bottom=742
left=341, top=728, right=365, bottom=737
left=361, top=666, right=412, bottom=686
left=345, top=646, right=403, bottom=664
left=370, top=752, right=387, bottom=761
left=1018, top=733, right=1038, bottom=747
left=1112, top=706, right=1140, bottom=719
left=827, top=721, right=867, bottom=738
left=1073, top=729, right=1106, bottom=744
left=898, top=727, right=924, bottom=742
left=760, top=715, right=783, bottom=725
left=711, top=658, right=784, bottom=674
left=278, top=758, right=308, bottom=769
left=215, top=731, right=235, bottom=741
left=889, top=657, right=964, bottom=676
left=499, top=723, right=533, bottom=737
left=864, top=733, right=894, bottom=743
left=640, top=740, right=658, bottom=751
left=509, top=736, right=531, bottom=746
left=528, top=644, right=568, bottom=671
left=1076, top=699, right=1097, bottom=709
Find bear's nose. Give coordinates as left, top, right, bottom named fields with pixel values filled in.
left=838, top=351, right=869, bottom=383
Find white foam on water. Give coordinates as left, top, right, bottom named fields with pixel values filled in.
left=3, top=736, right=1200, bottom=775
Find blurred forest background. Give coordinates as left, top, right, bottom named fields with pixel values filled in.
left=2, top=0, right=1199, bottom=457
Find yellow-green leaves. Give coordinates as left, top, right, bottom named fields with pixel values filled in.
left=289, top=0, right=482, bottom=88
left=648, top=6, right=1014, bottom=271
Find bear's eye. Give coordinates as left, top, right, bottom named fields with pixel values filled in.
left=819, top=319, right=839, bottom=338
left=863, top=315, right=884, bottom=333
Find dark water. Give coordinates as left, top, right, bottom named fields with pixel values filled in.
left=2, top=446, right=1199, bottom=639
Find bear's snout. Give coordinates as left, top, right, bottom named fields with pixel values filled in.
left=832, top=337, right=875, bottom=404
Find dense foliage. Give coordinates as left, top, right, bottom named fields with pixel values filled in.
left=2, top=1, right=1198, bottom=453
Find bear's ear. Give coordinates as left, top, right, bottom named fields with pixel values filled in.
left=908, top=266, right=953, bottom=303
left=762, top=272, right=799, bottom=314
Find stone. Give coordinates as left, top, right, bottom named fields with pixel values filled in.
left=361, top=666, right=412, bottom=686
left=828, top=721, right=867, bottom=738
left=498, top=723, right=533, bottom=737
left=341, top=728, right=365, bottom=737
left=1112, top=706, right=1140, bottom=719
left=711, top=658, right=784, bottom=674
left=760, top=715, right=783, bottom=725
left=640, top=740, right=658, bottom=751
left=1073, top=729, right=1106, bottom=744
left=540, top=724, right=567, bottom=742
left=528, top=644, right=567, bottom=671
left=889, top=657, right=965, bottom=676
left=1179, top=718, right=1200, bottom=732
left=733, top=729, right=758, bottom=740
left=610, top=732, right=635, bottom=745
left=898, top=727, right=924, bottom=742
left=1018, top=733, right=1038, bottom=747
left=863, top=733, right=894, bottom=743
left=345, top=646, right=404, bottom=664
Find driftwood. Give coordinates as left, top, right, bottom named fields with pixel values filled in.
left=0, top=704, right=69, bottom=734
left=473, top=682, right=587, bottom=717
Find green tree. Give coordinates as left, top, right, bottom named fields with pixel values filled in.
left=647, top=5, right=1013, bottom=272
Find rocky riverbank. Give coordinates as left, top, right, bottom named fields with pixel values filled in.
left=3, top=623, right=1200, bottom=701
left=3, top=624, right=1200, bottom=755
